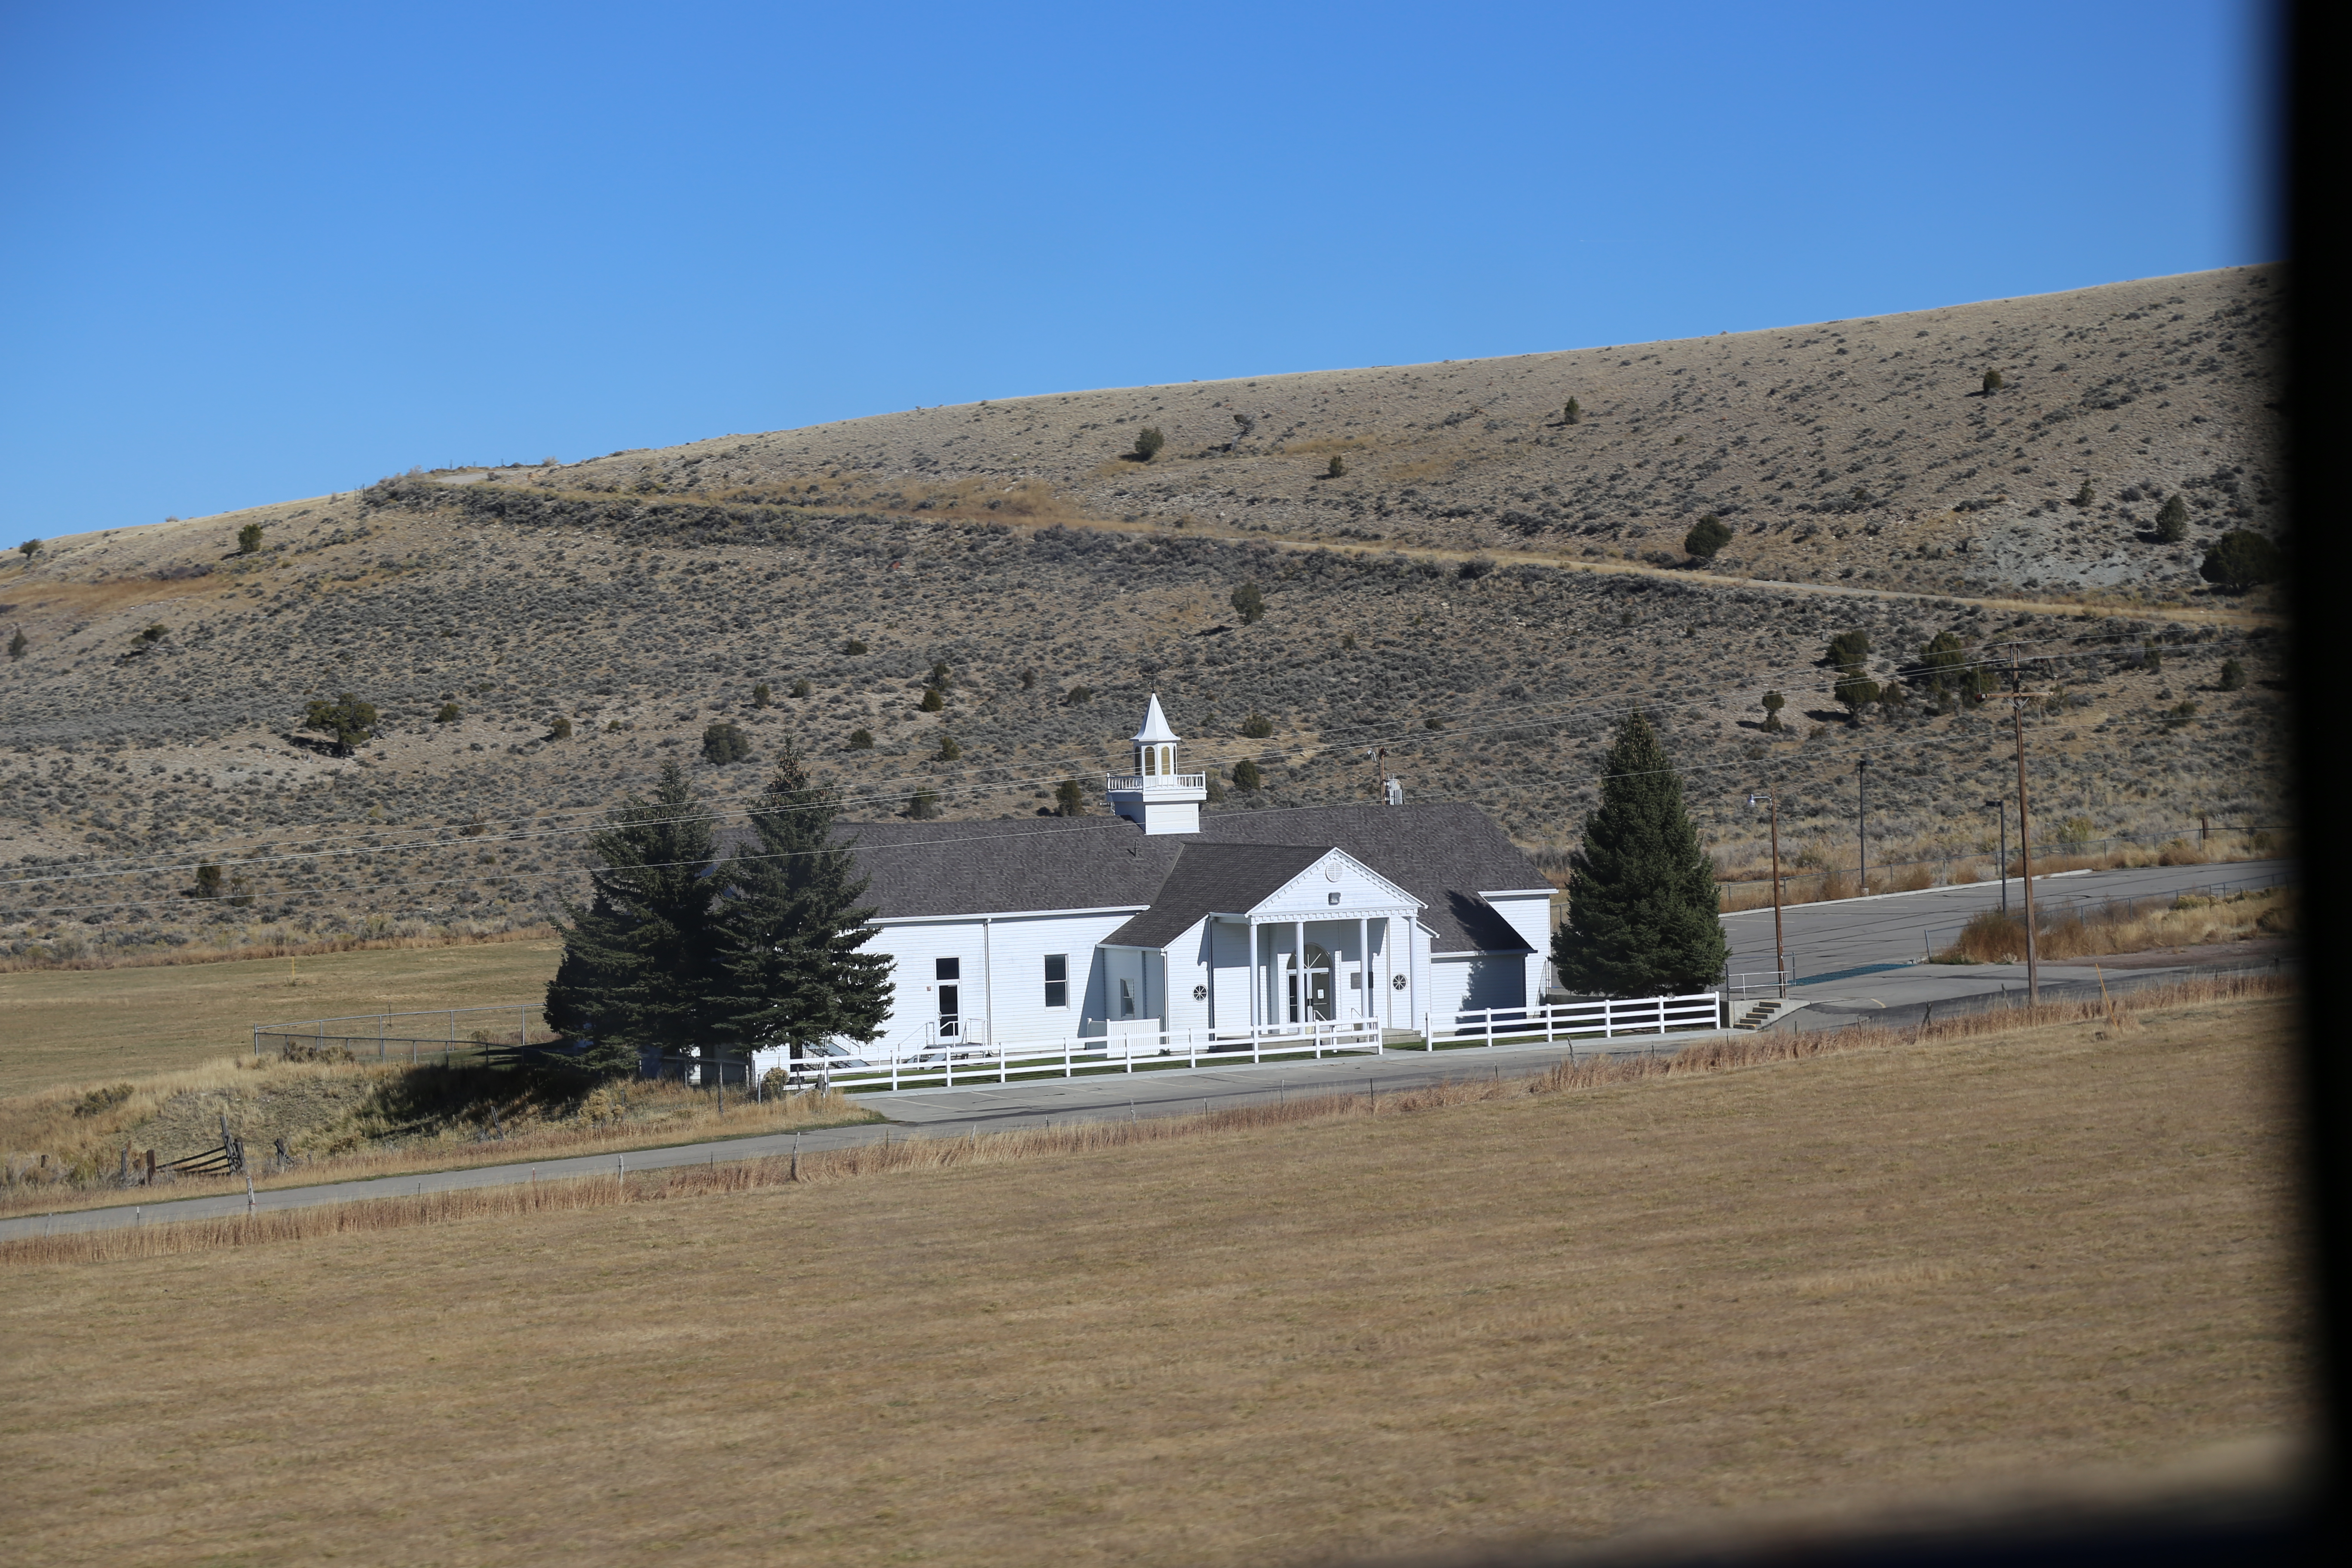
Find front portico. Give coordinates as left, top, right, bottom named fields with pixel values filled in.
left=1104, top=845, right=1424, bottom=1040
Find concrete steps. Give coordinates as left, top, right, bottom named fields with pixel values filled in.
left=1732, top=998, right=1807, bottom=1031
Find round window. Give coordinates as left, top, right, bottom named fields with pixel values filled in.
left=1391, top=973, right=1408, bottom=990
left=1191, top=983, right=1209, bottom=1001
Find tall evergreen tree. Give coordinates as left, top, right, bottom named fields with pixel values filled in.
left=545, top=761, right=726, bottom=1075
left=1552, top=714, right=1727, bottom=995
left=712, top=740, right=895, bottom=1058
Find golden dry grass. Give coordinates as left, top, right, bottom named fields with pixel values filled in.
left=0, top=1051, right=874, bottom=1216
left=0, top=985, right=2305, bottom=1565
left=0, top=934, right=565, bottom=1097
left=1936, top=886, right=2291, bottom=964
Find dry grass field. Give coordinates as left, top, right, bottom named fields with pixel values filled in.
left=0, top=931, right=563, bottom=1096
left=0, top=991, right=2305, bottom=1566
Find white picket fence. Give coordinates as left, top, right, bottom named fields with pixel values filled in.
left=795, top=1020, right=1385, bottom=1093
left=1425, top=992, right=1724, bottom=1049
left=781, top=991, right=1724, bottom=1093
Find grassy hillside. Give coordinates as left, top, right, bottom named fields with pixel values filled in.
left=0, top=268, right=2290, bottom=970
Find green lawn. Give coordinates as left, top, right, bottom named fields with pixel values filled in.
left=0, top=938, right=565, bottom=1097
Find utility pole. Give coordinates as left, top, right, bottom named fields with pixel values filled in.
left=1983, top=799, right=2008, bottom=914
left=1856, top=756, right=1870, bottom=895
left=2007, top=660, right=2056, bottom=1005
left=1749, top=790, right=1786, bottom=998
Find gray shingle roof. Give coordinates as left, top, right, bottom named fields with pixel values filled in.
left=1188, top=804, right=1543, bottom=954
left=1099, top=842, right=1327, bottom=949
left=717, top=802, right=1545, bottom=955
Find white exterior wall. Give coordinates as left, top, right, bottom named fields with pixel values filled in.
left=1483, top=890, right=1556, bottom=1014
left=864, top=909, right=1143, bottom=1057
left=1163, top=918, right=1216, bottom=1037
left=1207, top=919, right=1251, bottom=1032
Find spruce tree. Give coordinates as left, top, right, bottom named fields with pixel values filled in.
left=712, top=740, right=894, bottom=1058
left=545, top=761, right=727, bottom=1075
left=1552, top=714, right=1727, bottom=995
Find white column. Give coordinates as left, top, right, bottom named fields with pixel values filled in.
left=1294, top=919, right=1305, bottom=1025
left=1248, top=919, right=1259, bottom=1032
left=1357, top=917, right=1369, bottom=1021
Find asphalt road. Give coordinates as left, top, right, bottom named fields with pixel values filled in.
left=0, top=1032, right=1690, bottom=1241
left=1721, top=858, right=2294, bottom=1025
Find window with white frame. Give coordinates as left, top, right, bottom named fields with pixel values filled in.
left=1042, top=953, right=1068, bottom=1009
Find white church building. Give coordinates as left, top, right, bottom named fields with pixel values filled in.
left=818, top=697, right=1557, bottom=1059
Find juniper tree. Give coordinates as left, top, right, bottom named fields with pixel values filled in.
left=7, top=629, right=24, bottom=660
left=2155, top=494, right=2190, bottom=542
left=1231, top=759, right=1263, bottom=790
left=1132, top=426, right=1165, bottom=461
left=1230, top=582, right=1265, bottom=625
left=2200, top=530, right=2282, bottom=590
left=545, top=761, right=728, bottom=1075
left=701, top=721, right=752, bottom=765
left=711, top=740, right=894, bottom=1059
left=1683, top=515, right=1733, bottom=559
left=1563, top=398, right=1582, bottom=425
left=301, top=693, right=377, bottom=756
left=1760, top=690, right=1785, bottom=732
left=1054, top=778, right=1088, bottom=816
left=1918, top=630, right=1989, bottom=709
left=237, top=523, right=263, bottom=554
left=1551, top=713, right=1726, bottom=995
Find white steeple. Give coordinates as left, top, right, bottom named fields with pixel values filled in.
left=1107, top=693, right=1205, bottom=834
left=1133, top=694, right=1179, bottom=745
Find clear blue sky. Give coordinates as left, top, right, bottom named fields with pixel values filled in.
left=0, top=1, right=2272, bottom=539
